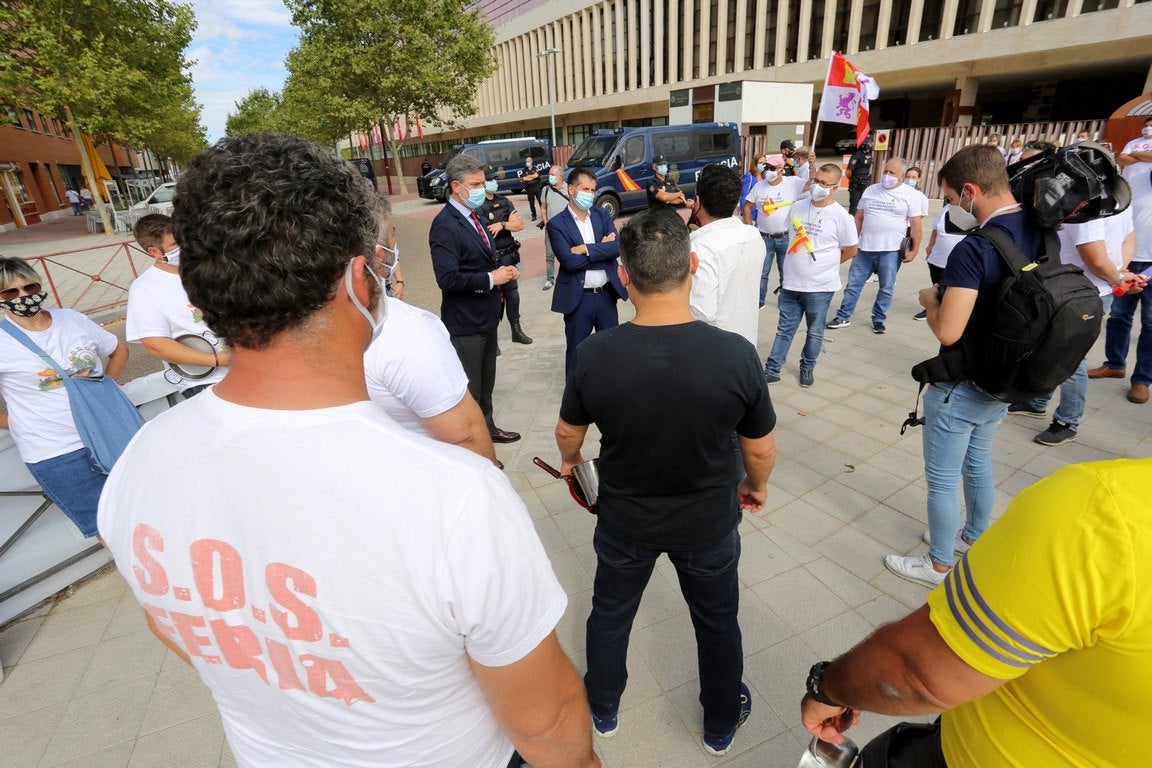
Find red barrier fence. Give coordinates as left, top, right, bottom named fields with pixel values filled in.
left=25, top=241, right=152, bottom=315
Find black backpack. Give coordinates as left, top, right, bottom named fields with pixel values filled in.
left=907, top=225, right=1102, bottom=423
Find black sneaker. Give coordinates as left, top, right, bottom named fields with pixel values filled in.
left=1007, top=403, right=1046, bottom=419
left=825, top=318, right=850, bottom=329
left=913, top=309, right=927, bottom=321
left=872, top=322, right=886, bottom=334
left=799, top=369, right=814, bottom=388
left=764, top=371, right=781, bottom=384
left=1034, top=419, right=1077, bottom=446
left=701, top=682, right=751, bottom=756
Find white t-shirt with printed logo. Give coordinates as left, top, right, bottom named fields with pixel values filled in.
left=98, top=392, right=567, bottom=768
left=782, top=199, right=859, bottom=293
left=1120, top=136, right=1152, bottom=191
left=747, top=176, right=807, bottom=234
left=926, top=207, right=968, bottom=269
left=0, top=310, right=118, bottom=463
left=126, top=266, right=227, bottom=392
left=1121, top=136, right=1152, bottom=260
left=857, top=183, right=921, bottom=252
left=364, top=297, right=469, bottom=435
left=1057, top=218, right=1112, bottom=296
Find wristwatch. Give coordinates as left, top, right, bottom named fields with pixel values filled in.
left=806, top=661, right=842, bottom=707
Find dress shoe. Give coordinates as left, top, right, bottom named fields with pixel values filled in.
left=1087, top=364, right=1125, bottom=379
left=489, top=428, right=521, bottom=443
left=494, top=459, right=505, bottom=470
left=1127, top=383, right=1149, bottom=404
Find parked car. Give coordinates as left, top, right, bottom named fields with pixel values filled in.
left=417, top=138, right=553, bottom=202
left=130, top=182, right=177, bottom=214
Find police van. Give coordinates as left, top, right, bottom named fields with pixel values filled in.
left=418, top=138, right=553, bottom=202
left=565, top=123, right=741, bottom=216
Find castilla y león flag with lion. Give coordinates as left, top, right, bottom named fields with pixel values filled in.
left=817, top=52, right=879, bottom=147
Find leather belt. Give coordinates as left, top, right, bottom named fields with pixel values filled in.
left=763, top=232, right=787, bottom=238
left=583, top=286, right=607, bottom=293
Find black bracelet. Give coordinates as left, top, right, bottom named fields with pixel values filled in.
left=806, top=661, right=842, bottom=707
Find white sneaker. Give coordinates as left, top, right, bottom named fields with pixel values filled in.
left=866, top=274, right=879, bottom=283
left=884, top=553, right=948, bottom=587
left=542, top=280, right=554, bottom=291
left=921, top=530, right=971, bottom=556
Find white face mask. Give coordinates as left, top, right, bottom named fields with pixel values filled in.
left=164, top=246, right=181, bottom=265
left=808, top=184, right=832, bottom=202
left=1143, top=127, right=1152, bottom=139
left=881, top=173, right=900, bottom=189
left=344, top=258, right=388, bottom=344
left=946, top=193, right=979, bottom=232
left=764, top=170, right=779, bottom=182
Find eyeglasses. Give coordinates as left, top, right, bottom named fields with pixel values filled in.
left=0, top=282, right=42, bottom=302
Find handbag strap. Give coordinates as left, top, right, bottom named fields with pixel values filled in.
left=0, top=319, right=71, bottom=376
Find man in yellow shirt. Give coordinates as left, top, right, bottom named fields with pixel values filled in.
left=800, top=458, right=1152, bottom=767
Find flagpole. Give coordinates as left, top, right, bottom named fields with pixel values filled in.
left=812, top=52, right=836, bottom=154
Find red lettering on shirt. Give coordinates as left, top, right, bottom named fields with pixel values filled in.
left=300, top=654, right=377, bottom=706
left=132, top=523, right=169, bottom=596
left=170, top=611, right=213, bottom=659
left=265, top=638, right=306, bottom=692
left=266, top=563, right=322, bottom=642
left=191, top=539, right=246, bottom=611
left=142, top=603, right=179, bottom=644
left=209, top=620, right=268, bottom=684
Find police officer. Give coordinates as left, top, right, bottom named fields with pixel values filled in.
left=479, top=176, right=533, bottom=344
left=846, top=137, right=874, bottom=215
left=779, top=140, right=798, bottom=176
left=420, top=158, right=432, bottom=177
left=646, top=154, right=692, bottom=209
left=521, top=156, right=542, bottom=221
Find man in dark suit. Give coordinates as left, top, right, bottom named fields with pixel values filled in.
left=430, top=154, right=521, bottom=444
left=547, top=166, right=628, bottom=374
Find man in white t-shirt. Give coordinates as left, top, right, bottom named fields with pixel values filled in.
left=1012, top=215, right=1138, bottom=445
left=688, top=164, right=765, bottom=347
left=127, top=214, right=229, bottom=399
left=742, top=154, right=807, bottom=307
left=827, top=157, right=923, bottom=334
left=763, top=165, right=858, bottom=388
left=98, top=134, right=599, bottom=768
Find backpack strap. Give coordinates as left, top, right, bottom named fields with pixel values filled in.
left=970, top=222, right=1060, bottom=276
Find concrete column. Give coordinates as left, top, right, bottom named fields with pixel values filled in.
left=615, top=0, right=626, bottom=93
left=941, top=0, right=959, bottom=39
left=1020, top=0, right=1038, bottom=24
left=593, top=4, right=605, bottom=96
left=907, top=0, right=925, bottom=42
left=716, top=0, right=730, bottom=74
left=496, top=45, right=508, bottom=115
left=668, top=0, right=680, bottom=81
left=1143, top=62, right=1152, bottom=94
left=640, top=0, right=651, bottom=87
left=796, top=0, right=812, bottom=61
left=875, top=0, right=893, bottom=49
left=977, top=0, right=998, bottom=31
left=699, top=0, right=712, bottom=78
left=683, top=0, right=695, bottom=80
left=581, top=11, right=593, bottom=99
left=847, top=0, right=863, bottom=53
left=955, top=74, right=979, bottom=127
left=654, top=0, right=666, bottom=84
left=565, top=17, right=577, bottom=102
left=733, top=0, right=748, bottom=73
left=775, top=0, right=789, bottom=65
left=1066, top=0, right=1084, bottom=17
left=516, top=37, right=527, bottom=111
left=753, top=0, right=768, bottom=69
left=821, top=0, right=836, bottom=58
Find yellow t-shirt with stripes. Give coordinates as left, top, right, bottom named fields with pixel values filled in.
left=927, top=458, right=1152, bottom=768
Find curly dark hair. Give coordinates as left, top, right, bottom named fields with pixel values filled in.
left=695, top=164, right=741, bottom=218
left=172, top=133, right=378, bottom=349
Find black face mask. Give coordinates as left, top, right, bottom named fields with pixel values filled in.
left=1, top=291, right=48, bottom=317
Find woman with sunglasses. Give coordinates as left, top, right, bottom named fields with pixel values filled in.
left=0, top=256, right=129, bottom=539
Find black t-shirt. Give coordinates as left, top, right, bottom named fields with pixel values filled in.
left=478, top=194, right=518, bottom=251
left=646, top=175, right=681, bottom=209
left=847, top=150, right=873, bottom=185
left=559, top=321, right=776, bottom=549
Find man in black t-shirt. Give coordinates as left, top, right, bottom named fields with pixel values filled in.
left=846, top=139, right=874, bottom=214
left=554, top=207, right=776, bottom=757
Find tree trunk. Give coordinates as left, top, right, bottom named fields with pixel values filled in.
left=382, top=120, right=408, bottom=195
left=65, top=105, right=113, bottom=236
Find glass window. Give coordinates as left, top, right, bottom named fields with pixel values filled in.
left=653, top=132, right=692, bottom=162
left=859, top=0, right=881, bottom=49
left=920, top=0, right=945, bottom=39
left=622, top=135, right=646, bottom=166
left=23, top=109, right=38, bottom=132
left=953, top=0, right=981, bottom=34
left=698, top=130, right=735, bottom=157
left=991, top=0, right=1024, bottom=26
left=11, top=172, right=32, bottom=203
left=40, top=114, right=53, bottom=134
left=2, top=105, right=21, bottom=128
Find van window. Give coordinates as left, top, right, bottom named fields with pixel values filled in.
left=698, top=130, right=736, bottom=157
left=569, top=135, right=619, bottom=166
left=652, top=132, right=693, bottom=163
left=529, top=145, right=547, bottom=160
left=622, top=136, right=645, bottom=166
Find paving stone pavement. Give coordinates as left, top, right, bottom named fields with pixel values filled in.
left=1, top=191, right=1149, bottom=767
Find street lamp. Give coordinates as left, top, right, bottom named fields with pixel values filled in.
left=538, top=47, right=562, bottom=150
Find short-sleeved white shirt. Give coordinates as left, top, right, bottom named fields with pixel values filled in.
left=0, top=310, right=118, bottom=462
left=1057, top=218, right=1112, bottom=296
left=857, top=183, right=921, bottom=252
left=747, top=176, right=807, bottom=234
left=125, top=266, right=227, bottom=392
left=364, top=297, right=469, bottom=435
left=1120, top=136, right=1152, bottom=192
left=926, top=207, right=968, bottom=269
left=782, top=200, right=859, bottom=293
left=98, top=392, right=567, bottom=768
left=688, top=217, right=765, bottom=346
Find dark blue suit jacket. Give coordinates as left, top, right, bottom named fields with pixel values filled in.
left=547, top=206, right=628, bottom=315
left=430, top=202, right=503, bottom=336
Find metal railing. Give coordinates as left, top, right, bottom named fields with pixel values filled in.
left=25, top=241, right=152, bottom=315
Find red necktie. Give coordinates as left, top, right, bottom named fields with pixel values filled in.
left=470, top=212, right=492, bottom=252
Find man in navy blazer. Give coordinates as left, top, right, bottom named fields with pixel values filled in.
left=548, top=166, right=628, bottom=374
left=430, top=154, right=522, bottom=443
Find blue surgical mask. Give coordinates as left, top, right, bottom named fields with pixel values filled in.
left=465, top=187, right=486, bottom=209
left=484, top=180, right=498, bottom=193
left=575, top=191, right=595, bottom=211
left=657, top=164, right=669, bottom=175
left=903, top=178, right=918, bottom=188
left=756, top=163, right=767, bottom=172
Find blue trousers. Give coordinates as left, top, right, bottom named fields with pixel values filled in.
left=564, top=290, right=618, bottom=375
left=834, top=250, right=900, bottom=325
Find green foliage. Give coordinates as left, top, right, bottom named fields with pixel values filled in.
left=280, top=0, right=496, bottom=142
left=0, top=0, right=205, bottom=151
left=225, top=88, right=283, bottom=137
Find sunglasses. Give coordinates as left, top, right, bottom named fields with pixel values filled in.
left=0, top=282, right=42, bottom=302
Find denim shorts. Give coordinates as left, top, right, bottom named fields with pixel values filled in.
left=26, top=447, right=107, bottom=538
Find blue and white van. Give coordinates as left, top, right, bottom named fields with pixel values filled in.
left=418, top=138, right=553, bottom=202
left=565, top=123, right=741, bottom=216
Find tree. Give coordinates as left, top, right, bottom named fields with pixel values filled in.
left=225, top=88, right=284, bottom=137
left=0, top=0, right=202, bottom=232
left=281, top=0, right=496, bottom=193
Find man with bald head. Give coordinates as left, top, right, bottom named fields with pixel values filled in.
left=827, top=157, right=923, bottom=334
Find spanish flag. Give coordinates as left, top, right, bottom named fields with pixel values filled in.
left=788, top=216, right=814, bottom=255
left=615, top=169, right=642, bottom=192
left=761, top=199, right=793, bottom=216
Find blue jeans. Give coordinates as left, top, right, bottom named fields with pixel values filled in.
left=585, top=523, right=743, bottom=738
left=1027, top=295, right=1111, bottom=429
left=834, top=250, right=900, bottom=325
left=922, top=381, right=1008, bottom=567
left=765, top=290, right=833, bottom=375
left=26, top=447, right=107, bottom=538
left=759, top=233, right=788, bottom=306
left=1104, top=262, right=1152, bottom=385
